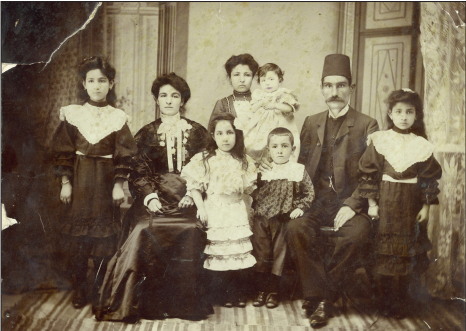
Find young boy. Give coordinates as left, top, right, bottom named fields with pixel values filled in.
left=251, top=127, right=315, bottom=308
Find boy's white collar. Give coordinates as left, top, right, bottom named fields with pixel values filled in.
left=261, top=161, right=305, bottom=182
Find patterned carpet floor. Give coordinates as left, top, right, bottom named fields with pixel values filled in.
left=2, top=290, right=465, bottom=331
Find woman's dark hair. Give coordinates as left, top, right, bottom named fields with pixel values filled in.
left=385, top=89, right=427, bottom=139
left=224, top=53, right=259, bottom=78
left=203, top=112, right=248, bottom=172
left=77, top=56, right=117, bottom=106
left=257, top=63, right=284, bottom=83
left=151, top=72, right=191, bottom=106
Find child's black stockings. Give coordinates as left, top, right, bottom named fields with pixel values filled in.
left=71, top=254, right=89, bottom=291
left=376, top=274, right=410, bottom=319
left=70, top=254, right=89, bottom=308
left=255, top=272, right=280, bottom=293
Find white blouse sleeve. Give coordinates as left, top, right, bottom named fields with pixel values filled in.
left=278, top=90, right=300, bottom=113
left=180, top=152, right=209, bottom=192
left=242, top=155, right=258, bottom=194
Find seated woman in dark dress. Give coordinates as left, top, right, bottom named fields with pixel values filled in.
left=94, top=73, right=212, bottom=322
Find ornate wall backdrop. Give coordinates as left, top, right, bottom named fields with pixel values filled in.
left=420, top=2, right=465, bottom=299
left=184, top=2, right=341, bottom=130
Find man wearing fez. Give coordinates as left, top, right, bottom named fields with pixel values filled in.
left=286, top=54, right=378, bottom=327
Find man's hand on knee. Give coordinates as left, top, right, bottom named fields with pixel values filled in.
left=333, top=206, right=356, bottom=231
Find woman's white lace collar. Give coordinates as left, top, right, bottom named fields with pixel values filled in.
left=59, top=103, right=129, bottom=144
left=260, top=162, right=304, bottom=182
left=368, top=129, right=434, bottom=173
left=157, top=113, right=192, bottom=173
left=157, top=113, right=191, bottom=136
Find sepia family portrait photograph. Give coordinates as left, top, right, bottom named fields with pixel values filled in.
left=1, top=2, right=465, bottom=330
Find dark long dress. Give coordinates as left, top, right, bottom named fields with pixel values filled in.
left=95, top=116, right=212, bottom=322
left=208, top=90, right=251, bottom=125
left=358, top=129, right=442, bottom=276
left=53, top=102, right=137, bottom=258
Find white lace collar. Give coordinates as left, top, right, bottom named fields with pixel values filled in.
left=260, top=162, right=305, bottom=182
left=160, top=112, right=180, bottom=124
left=215, top=149, right=233, bottom=158
left=368, top=129, right=434, bottom=173
left=157, top=113, right=192, bottom=173
left=59, top=103, right=129, bottom=144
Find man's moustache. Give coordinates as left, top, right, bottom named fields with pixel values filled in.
left=326, top=97, right=344, bottom=103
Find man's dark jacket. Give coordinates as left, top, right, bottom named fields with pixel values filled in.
left=298, top=107, right=379, bottom=213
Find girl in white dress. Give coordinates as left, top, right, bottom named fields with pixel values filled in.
left=181, top=112, right=257, bottom=308
left=236, top=63, right=300, bottom=162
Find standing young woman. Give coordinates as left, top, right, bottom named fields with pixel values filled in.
left=209, top=53, right=259, bottom=125
left=53, top=57, right=137, bottom=309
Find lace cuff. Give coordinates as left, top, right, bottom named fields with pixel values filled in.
left=114, top=165, right=131, bottom=180
left=53, top=165, right=73, bottom=178
left=184, top=177, right=206, bottom=192
left=279, top=91, right=300, bottom=113
left=359, top=173, right=380, bottom=199
left=144, top=193, right=159, bottom=206
left=54, top=154, right=74, bottom=177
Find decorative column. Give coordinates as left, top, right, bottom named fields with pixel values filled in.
left=104, top=2, right=159, bottom=134
left=337, top=2, right=355, bottom=62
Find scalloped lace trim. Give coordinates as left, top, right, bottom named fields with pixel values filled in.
left=59, top=103, right=129, bottom=145
left=261, top=162, right=304, bottom=182
left=368, top=130, right=434, bottom=173
left=205, top=238, right=253, bottom=256
left=204, top=252, right=256, bottom=271
left=206, top=225, right=252, bottom=242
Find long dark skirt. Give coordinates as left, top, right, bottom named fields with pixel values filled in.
left=95, top=199, right=213, bottom=322
left=374, top=181, right=432, bottom=276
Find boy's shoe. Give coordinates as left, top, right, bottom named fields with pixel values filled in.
left=265, top=292, right=279, bottom=309
left=253, top=291, right=267, bottom=307
left=237, top=296, right=247, bottom=308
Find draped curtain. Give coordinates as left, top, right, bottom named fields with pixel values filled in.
left=420, top=2, right=465, bottom=299
left=1, top=4, right=105, bottom=293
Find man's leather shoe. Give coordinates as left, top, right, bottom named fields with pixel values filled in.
left=309, top=300, right=330, bottom=328
left=72, top=288, right=87, bottom=309
left=265, top=292, right=279, bottom=309
left=253, top=291, right=267, bottom=307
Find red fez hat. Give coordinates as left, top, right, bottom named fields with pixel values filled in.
left=322, top=54, right=352, bottom=82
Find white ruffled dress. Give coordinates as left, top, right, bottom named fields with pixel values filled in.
left=181, top=150, right=257, bottom=271
left=236, top=87, right=300, bottom=162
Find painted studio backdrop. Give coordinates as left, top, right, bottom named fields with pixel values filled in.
left=1, top=0, right=464, bottom=310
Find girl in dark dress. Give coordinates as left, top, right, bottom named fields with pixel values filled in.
left=358, top=89, right=442, bottom=319
left=95, top=73, right=212, bottom=322
left=209, top=53, right=259, bottom=125
left=53, top=57, right=138, bottom=309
